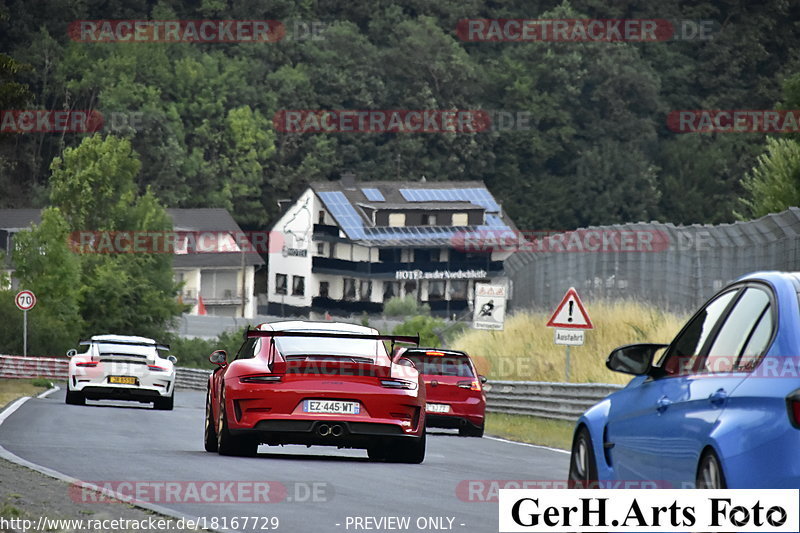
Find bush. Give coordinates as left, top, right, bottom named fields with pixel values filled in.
left=168, top=328, right=247, bottom=368
left=392, top=315, right=447, bottom=347
left=383, top=296, right=430, bottom=317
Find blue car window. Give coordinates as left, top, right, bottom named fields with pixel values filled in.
left=705, top=288, right=771, bottom=372
left=660, top=289, right=738, bottom=376
left=737, top=306, right=773, bottom=370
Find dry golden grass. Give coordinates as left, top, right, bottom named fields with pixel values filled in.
left=0, top=379, right=49, bottom=410
left=452, top=300, right=687, bottom=384
left=486, top=412, right=575, bottom=450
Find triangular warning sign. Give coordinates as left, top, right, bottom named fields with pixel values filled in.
left=546, top=287, right=593, bottom=329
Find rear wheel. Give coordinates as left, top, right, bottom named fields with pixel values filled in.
left=153, top=392, right=174, bottom=411
left=216, top=393, right=258, bottom=457
left=65, top=386, right=85, bottom=406
left=459, top=422, right=484, bottom=437
left=568, top=427, right=598, bottom=488
left=204, top=391, right=218, bottom=452
left=696, top=450, right=726, bottom=489
left=388, top=431, right=426, bottom=464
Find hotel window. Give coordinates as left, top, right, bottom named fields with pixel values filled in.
left=292, top=275, right=305, bottom=296
left=317, top=242, right=325, bottom=255
left=383, top=281, right=400, bottom=300
left=275, top=274, right=287, bottom=295
left=430, top=249, right=441, bottom=262
left=359, top=280, right=372, bottom=301
left=428, top=280, right=445, bottom=301
left=452, top=212, right=469, bottom=226
left=318, top=281, right=329, bottom=298
left=388, top=213, right=406, bottom=227
left=318, top=210, right=325, bottom=224
left=423, top=214, right=437, bottom=226
left=449, top=280, right=468, bottom=300
left=343, top=278, right=357, bottom=300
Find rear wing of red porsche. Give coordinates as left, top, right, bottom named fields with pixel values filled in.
left=245, top=328, right=419, bottom=345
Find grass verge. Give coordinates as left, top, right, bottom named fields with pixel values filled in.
left=485, top=412, right=575, bottom=451
left=451, top=300, right=687, bottom=383
left=0, top=378, right=50, bottom=410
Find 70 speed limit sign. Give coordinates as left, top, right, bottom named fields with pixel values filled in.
left=15, top=290, right=36, bottom=311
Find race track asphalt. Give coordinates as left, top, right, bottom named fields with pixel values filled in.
left=0, top=388, right=569, bottom=532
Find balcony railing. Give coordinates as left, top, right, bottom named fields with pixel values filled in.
left=311, top=256, right=503, bottom=276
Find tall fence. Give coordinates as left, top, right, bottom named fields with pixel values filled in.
left=505, top=207, right=800, bottom=312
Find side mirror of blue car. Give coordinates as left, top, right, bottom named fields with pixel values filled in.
left=606, top=343, right=668, bottom=375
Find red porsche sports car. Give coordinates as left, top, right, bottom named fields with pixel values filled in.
left=204, top=321, right=426, bottom=463
left=395, top=347, right=487, bottom=437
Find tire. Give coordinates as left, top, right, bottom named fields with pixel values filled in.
left=459, top=422, right=484, bottom=438
left=153, top=392, right=174, bottom=411
left=216, top=392, right=258, bottom=457
left=388, top=431, right=426, bottom=464
left=568, top=427, right=598, bottom=488
left=65, top=386, right=85, bottom=406
left=696, top=450, right=727, bottom=489
left=367, top=443, right=388, bottom=462
left=204, top=390, right=218, bottom=452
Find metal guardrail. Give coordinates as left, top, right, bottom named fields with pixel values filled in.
left=0, top=355, right=619, bottom=419
left=0, top=355, right=211, bottom=391
left=175, top=367, right=211, bottom=390
left=483, top=380, right=623, bottom=422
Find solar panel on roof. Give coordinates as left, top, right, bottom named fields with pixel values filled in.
left=362, top=188, right=385, bottom=202
left=399, top=188, right=501, bottom=212
left=317, top=189, right=511, bottom=243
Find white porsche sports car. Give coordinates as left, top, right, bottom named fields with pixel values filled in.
left=66, top=335, right=177, bottom=410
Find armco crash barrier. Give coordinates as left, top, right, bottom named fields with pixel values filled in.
left=0, top=354, right=210, bottom=390
left=1, top=355, right=621, bottom=420
left=483, top=380, right=623, bottom=422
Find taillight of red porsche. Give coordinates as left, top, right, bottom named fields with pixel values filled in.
left=76, top=361, right=98, bottom=367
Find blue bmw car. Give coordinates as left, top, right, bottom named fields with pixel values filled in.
left=569, top=271, right=800, bottom=489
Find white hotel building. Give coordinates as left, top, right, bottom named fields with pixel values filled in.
left=266, top=177, right=516, bottom=317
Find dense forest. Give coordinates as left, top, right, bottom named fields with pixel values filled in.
left=1, top=0, right=800, bottom=232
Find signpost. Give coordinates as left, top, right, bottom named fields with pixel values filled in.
left=15, top=290, right=36, bottom=356
left=546, top=287, right=592, bottom=381
left=472, top=283, right=507, bottom=330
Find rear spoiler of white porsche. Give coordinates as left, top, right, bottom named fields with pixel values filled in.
left=79, top=339, right=170, bottom=351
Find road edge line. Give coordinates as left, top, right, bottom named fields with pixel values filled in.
left=0, top=391, right=234, bottom=532
left=483, top=435, right=570, bottom=455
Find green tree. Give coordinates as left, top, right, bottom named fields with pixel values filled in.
left=737, top=137, right=800, bottom=219
left=3, top=208, right=83, bottom=355
left=49, top=134, right=184, bottom=339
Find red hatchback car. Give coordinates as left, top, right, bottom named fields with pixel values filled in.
left=395, top=348, right=487, bottom=437
left=204, top=321, right=426, bottom=463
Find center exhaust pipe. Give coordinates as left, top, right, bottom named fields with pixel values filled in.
left=317, top=424, right=331, bottom=436
left=330, top=424, right=344, bottom=437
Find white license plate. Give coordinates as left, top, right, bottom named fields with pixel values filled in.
left=303, top=400, right=360, bottom=415
left=426, top=403, right=451, bottom=413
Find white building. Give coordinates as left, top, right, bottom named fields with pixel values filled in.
left=266, top=176, right=516, bottom=317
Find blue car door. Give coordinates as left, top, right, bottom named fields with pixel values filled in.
left=656, top=284, right=772, bottom=485
left=605, top=287, right=741, bottom=483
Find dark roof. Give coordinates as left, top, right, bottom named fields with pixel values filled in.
left=308, top=180, right=516, bottom=247
left=0, top=209, right=41, bottom=230
left=166, top=208, right=243, bottom=233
